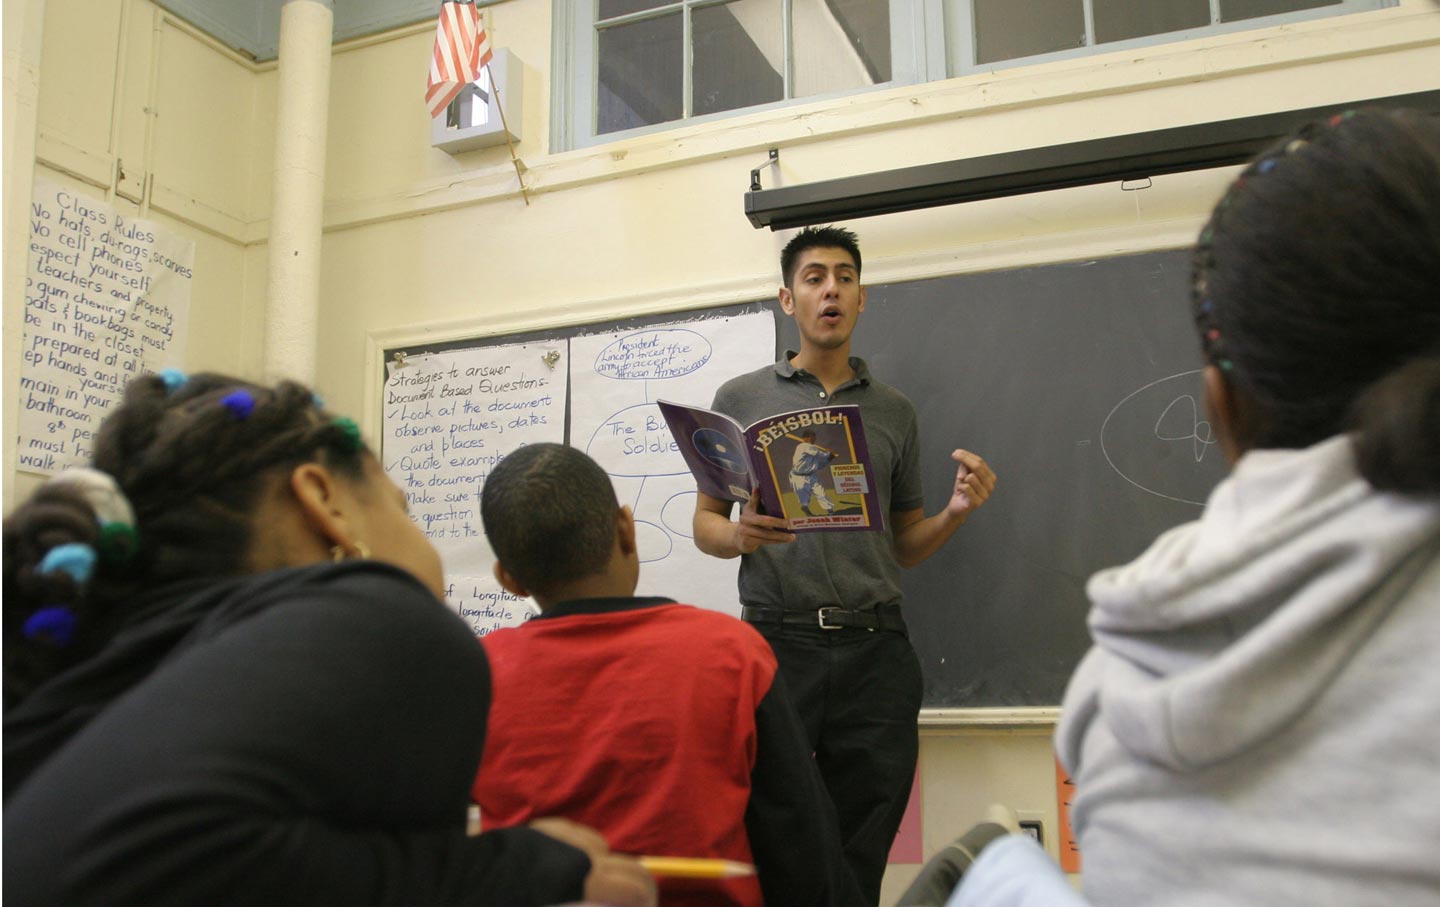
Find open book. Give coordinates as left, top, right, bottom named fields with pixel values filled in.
left=657, top=399, right=882, bottom=532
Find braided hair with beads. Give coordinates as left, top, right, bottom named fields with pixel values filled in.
left=3, top=372, right=368, bottom=707
left=1188, top=107, right=1440, bottom=493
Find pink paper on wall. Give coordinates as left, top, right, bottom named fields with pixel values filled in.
left=1057, top=757, right=1081, bottom=873
left=887, top=766, right=924, bottom=863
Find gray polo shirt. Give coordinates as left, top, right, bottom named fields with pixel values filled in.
left=710, top=354, right=924, bottom=613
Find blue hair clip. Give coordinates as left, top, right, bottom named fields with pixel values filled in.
left=220, top=389, right=256, bottom=420
left=159, top=368, right=189, bottom=393
left=1256, top=159, right=1277, bottom=174
left=24, top=606, right=78, bottom=647
left=312, top=393, right=326, bottom=410
left=38, top=543, right=98, bottom=585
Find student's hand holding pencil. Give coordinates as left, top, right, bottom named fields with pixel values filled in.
left=528, top=818, right=657, bottom=906
left=582, top=856, right=657, bottom=907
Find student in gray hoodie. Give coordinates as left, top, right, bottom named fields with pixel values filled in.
left=951, top=107, right=1440, bottom=907
left=1056, top=108, right=1440, bottom=905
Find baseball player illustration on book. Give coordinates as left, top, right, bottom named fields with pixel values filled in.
left=657, top=398, right=881, bottom=532
left=789, top=429, right=838, bottom=515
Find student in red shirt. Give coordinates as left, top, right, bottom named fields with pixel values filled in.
left=473, top=443, right=863, bottom=907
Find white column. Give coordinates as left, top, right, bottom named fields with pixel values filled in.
left=264, top=0, right=333, bottom=385
left=4, top=0, right=48, bottom=502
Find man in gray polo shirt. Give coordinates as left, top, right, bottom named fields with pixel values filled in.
left=693, top=225, right=997, bottom=905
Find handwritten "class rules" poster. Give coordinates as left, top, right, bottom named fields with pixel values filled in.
left=17, top=178, right=193, bottom=474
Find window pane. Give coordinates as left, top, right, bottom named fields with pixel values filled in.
left=597, top=13, right=682, bottom=135
left=974, top=0, right=1084, bottom=65
left=1221, top=0, right=1342, bottom=21
left=451, top=68, right=492, bottom=129
left=598, top=0, right=676, bottom=21
left=1094, top=0, right=1209, bottom=42
left=793, top=0, right=892, bottom=98
left=694, top=0, right=783, bottom=117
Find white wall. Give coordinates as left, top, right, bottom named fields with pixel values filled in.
left=7, top=1, right=1440, bottom=899
left=4, top=0, right=270, bottom=503
left=3, top=0, right=49, bottom=507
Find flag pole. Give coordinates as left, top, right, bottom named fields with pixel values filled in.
left=428, top=0, right=529, bottom=206
left=485, top=60, right=530, bottom=207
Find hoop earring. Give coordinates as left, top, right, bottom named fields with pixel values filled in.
left=330, top=541, right=373, bottom=561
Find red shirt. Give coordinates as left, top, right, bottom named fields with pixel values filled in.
left=475, top=599, right=780, bottom=907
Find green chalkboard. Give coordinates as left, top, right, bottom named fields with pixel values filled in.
left=799, top=249, right=1227, bottom=707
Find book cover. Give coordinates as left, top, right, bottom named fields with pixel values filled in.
left=657, top=399, right=882, bottom=532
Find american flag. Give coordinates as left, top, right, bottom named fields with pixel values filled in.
left=426, top=1, right=493, bottom=120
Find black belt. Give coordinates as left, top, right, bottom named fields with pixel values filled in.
left=741, top=604, right=906, bottom=633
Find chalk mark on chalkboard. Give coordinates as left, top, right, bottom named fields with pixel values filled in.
left=1100, top=369, right=1217, bottom=506
left=1154, top=394, right=1215, bottom=463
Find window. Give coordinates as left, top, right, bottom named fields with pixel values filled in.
left=948, top=0, right=1394, bottom=75
left=452, top=66, right=495, bottom=132
left=552, top=0, right=1394, bottom=151
left=554, top=0, right=930, bottom=150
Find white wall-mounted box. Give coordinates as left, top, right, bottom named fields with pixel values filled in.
left=430, top=47, right=523, bottom=155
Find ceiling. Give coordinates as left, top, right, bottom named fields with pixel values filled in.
left=153, top=0, right=458, bottom=61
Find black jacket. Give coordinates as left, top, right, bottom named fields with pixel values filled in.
left=4, top=561, right=590, bottom=906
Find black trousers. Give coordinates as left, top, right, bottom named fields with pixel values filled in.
left=754, top=624, right=923, bottom=907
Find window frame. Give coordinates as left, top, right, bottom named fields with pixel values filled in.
left=946, top=0, right=1397, bottom=77
left=551, top=0, right=942, bottom=152
left=551, top=0, right=1396, bottom=153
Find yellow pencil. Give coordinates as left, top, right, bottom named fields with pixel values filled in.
left=637, top=856, right=756, bottom=879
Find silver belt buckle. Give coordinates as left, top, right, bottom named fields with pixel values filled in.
left=817, top=607, right=843, bottom=630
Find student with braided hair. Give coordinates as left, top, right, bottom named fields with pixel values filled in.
left=3, top=371, right=655, bottom=907
left=948, top=107, right=1440, bottom=907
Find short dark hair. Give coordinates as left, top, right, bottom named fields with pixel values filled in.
left=480, top=443, right=619, bottom=595
left=781, top=225, right=862, bottom=288
left=1192, top=107, right=1440, bottom=493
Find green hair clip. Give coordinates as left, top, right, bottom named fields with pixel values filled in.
left=97, top=521, right=141, bottom=565
left=330, top=417, right=364, bottom=453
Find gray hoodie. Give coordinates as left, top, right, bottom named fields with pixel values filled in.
left=1056, top=434, right=1440, bottom=906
